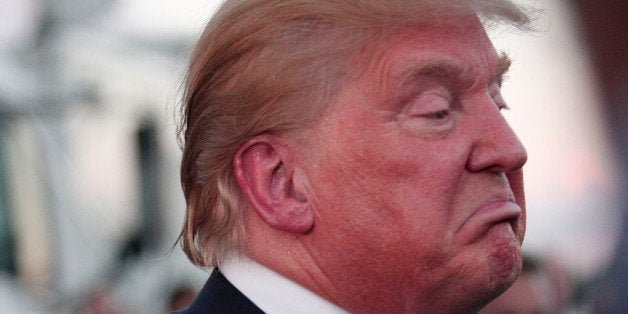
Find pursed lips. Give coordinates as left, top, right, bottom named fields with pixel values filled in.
left=455, top=193, right=522, bottom=246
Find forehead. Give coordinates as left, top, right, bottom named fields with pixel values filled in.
left=353, top=17, right=500, bottom=95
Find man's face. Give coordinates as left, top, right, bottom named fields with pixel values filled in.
left=292, top=17, right=527, bottom=311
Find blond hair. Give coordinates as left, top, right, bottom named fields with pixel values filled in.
left=177, top=0, right=533, bottom=267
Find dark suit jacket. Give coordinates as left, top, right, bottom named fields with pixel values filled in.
left=173, top=268, right=265, bottom=314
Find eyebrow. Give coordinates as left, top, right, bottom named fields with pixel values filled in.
left=397, top=59, right=470, bottom=101
left=398, top=52, right=513, bottom=92
left=494, top=53, right=512, bottom=86
left=400, top=59, right=466, bottom=88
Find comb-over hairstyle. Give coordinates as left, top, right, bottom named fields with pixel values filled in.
left=177, top=0, right=533, bottom=267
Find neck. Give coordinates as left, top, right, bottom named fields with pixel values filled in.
left=242, top=212, right=482, bottom=313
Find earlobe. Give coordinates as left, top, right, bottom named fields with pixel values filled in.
left=234, top=137, right=314, bottom=234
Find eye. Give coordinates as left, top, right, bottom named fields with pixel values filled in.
left=404, top=91, right=453, bottom=119
left=397, top=89, right=457, bottom=138
left=424, top=110, right=451, bottom=120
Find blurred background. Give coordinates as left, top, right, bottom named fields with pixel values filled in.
left=0, top=0, right=625, bottom=313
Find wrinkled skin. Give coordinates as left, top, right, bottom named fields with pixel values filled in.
left=288, top=17, right=528, bottom=313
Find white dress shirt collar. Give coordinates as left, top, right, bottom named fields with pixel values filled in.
left=220, top=254, right=348, bottom=314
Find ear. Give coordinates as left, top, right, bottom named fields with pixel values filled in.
left=234, top=136, right=314, bottom=234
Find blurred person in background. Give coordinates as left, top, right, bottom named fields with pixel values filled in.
left=175, top=0, right=534, bottom=312
left=480, top=255, right=572, bottom=313
left=168, top=285, right=198, bottom=312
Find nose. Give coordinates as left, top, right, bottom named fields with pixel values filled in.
left=465, top=106, right=528, bottom=173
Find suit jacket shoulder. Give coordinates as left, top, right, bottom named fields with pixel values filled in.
left=173, top=268, right=265, bottom=314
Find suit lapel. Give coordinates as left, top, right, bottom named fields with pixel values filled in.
left=179, top=268, right=265, bottom=314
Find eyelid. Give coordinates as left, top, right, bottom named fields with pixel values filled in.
left=402, top=89, right=452, bottom=115
left=396, top=88, right=458, bottom=138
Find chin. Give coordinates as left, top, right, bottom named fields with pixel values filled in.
left=470, top=230, right=523, bottom=311
left=463, top=257, right=521, bottom=313
left=484, top=235, right=523, bottom=300
left=432, top=244, right=522, bottom=313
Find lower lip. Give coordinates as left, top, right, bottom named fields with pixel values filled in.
left=456, top=200, right=521, bottom=245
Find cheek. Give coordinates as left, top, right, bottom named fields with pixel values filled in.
left=303, top=106, right=471, bottom=222
left=310, top=132, right=469, bottom=241
left=373, top=139, right=470, bottom=215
